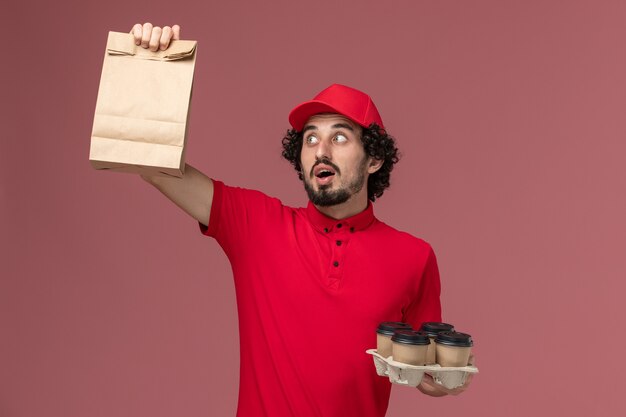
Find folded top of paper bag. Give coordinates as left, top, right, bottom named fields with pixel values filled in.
left=106, top=31, right=197, bottom=61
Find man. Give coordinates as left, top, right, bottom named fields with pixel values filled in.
left=130, top=22, right=472, bottom=417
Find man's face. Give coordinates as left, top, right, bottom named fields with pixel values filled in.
left=300, top=114, right=374, bottom=207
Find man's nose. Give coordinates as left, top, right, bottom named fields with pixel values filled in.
left=315, top=138, right=331, bottom=160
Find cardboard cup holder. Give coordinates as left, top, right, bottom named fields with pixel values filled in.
left=366, top=349, right=478, bottom=389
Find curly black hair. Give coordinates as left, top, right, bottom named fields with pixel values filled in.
left=281, top=123, right=400, bottom=202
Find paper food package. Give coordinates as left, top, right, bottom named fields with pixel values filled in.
left=90, top=31, right=197, bottom=177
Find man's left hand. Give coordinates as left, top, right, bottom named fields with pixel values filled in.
left=417, top=354, right=475, bottom=397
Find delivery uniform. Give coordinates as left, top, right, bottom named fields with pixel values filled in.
left=200, top=180, right=442, bottom=417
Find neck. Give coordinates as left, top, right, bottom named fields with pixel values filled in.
left=314, top=193, right=369, bottom=220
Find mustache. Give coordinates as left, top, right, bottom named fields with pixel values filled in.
left=310, top=157, right=341, bottom=178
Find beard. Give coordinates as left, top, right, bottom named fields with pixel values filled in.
left=303, top=158, right=368, bottom=207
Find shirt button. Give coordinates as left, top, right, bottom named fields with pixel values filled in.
left=333, top=261, right=339, bottom=267
left=336, top=240, right=342, bottom=246
left=350, top=227, right=355, bottom=233
left=324, top=228, right=329, bottom=233
left=336, top=223, right=342, bottom=228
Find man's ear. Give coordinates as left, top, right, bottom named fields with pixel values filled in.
left=367, top=158, right=383, bottom=174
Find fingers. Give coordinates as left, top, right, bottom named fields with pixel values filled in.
left=149, top=26, right=162, bottom=51
left=141, top=22, right=153, bottom=48
left=416, top=374, right=448, bottom=397
left=418, top=373, right=473, bottom=396
left=160, top=26, right=173, bottom=50
left=129, top=23, right=181, bottom=50
left=468, top=353, right=476, bottom=366
left=131, top=23, right=142, bottom=45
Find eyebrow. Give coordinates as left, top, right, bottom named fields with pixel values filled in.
left=302, top=123, right=355, bottom=133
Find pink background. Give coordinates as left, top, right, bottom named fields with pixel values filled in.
left=3, top=1, right=625, bottom=416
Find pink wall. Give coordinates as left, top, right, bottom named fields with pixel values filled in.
left=3, top=1, right=625, bottom=416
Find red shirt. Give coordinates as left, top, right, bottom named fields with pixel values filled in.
left=200, top=180, right=442, bottom=417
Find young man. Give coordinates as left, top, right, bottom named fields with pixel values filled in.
left=131, top=22, right=472, bottom=417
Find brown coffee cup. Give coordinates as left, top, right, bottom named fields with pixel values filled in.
left=376, top=322, right=412, bottom=358
left=435, top=331, right=473, bottom=367
left=419, top=322, right=455, bottom=364
left=391, top=330, right=430, bottom=365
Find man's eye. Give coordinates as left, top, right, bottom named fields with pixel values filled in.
left=334, top=134, right=347, bottom=143
left=306, top=135, right=318, bottom=144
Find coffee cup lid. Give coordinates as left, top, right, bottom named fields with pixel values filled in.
left=376, top=322, right=412, bottom=336
left=435, top=331, right=473, bottom=347
left=391, top=330, right=431, bottom=345
left=419, top=322, right=455, bottom=336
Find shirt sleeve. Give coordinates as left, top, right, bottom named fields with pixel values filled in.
left=197, top=179, right=286, bottom=259
left=198, top=179, right=224, bottom=238
left=402, top=247, right=443, bottom=328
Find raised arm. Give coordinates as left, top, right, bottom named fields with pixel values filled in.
left=131, top=23, right=214, bottom=227
left=141, top=164, right=214, bottom=227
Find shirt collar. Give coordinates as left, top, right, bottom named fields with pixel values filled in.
left=305, top=201, right=376, bottom=234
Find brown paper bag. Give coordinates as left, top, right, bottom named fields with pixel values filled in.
left=90, top=31, right=197, bottom=177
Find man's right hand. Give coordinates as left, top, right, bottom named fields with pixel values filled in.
left=130, top=23, right=181, bottom=52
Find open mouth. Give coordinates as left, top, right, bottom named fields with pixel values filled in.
left=313, top=164, right=337, bottom=185
left=316, top=170, right=334, bottom=178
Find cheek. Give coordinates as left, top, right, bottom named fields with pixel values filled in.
left=345, top=151, right=368, bottom=169
left=299, top=149, right=314, bottom=168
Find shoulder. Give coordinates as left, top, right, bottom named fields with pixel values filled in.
left=372, top=219, right=434, bottom=254
left=207, top=180, right=300, bottom=239
left=214, top=180, right=297, bottom=218
left=216, top=180, right=285, bottom=205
